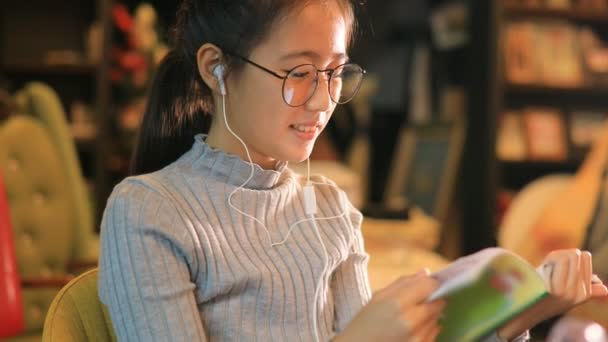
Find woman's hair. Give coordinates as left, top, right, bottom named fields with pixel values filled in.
left=130, top=0, right=361, bottom=175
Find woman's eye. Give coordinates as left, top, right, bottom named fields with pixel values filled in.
left=290, top=71, right=310, bottom=78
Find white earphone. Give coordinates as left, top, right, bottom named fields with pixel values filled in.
left=213, top=61, right=348, bottom=342
left=213, top=64, right=227, bottom=96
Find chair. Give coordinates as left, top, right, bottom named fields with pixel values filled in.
left=13, top=82, right=98, bottom=264
left=498, top=174, right=573, bottom=255
left=0, top=113, right=98, bottom=341
left=42, top=268, right=116, bottom=342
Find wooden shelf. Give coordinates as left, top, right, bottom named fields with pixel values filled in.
left=500, top=159, right=582, bottom=168
left=2, top=62, right=97, bottom=76
left=506, top=83, right=608, bottom=94
left=505, top=83, right=608, bottom=107
left=499, top=159, right=581, bottom=189
left=504, top=5, right=608, bottom=24
left=74, top=137, right=97, bottom=151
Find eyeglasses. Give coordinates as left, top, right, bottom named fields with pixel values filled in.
left=226, top=52, right=366, bottom=107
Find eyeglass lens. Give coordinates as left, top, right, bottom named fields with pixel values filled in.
left=282, top=64, right=364, bottom=107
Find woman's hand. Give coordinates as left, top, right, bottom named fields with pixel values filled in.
left=498, top=249, right=608, bottom=340
left=537, top=249, right=607, bottom=315
left=335, top=269, right=445, bottom=342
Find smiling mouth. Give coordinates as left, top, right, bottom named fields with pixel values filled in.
left=290, top=124, right=320, bottom=133
left=289, top=123, right=322, bottom=140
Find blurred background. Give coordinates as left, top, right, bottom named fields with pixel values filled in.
left=2, top=0, right=608, bottom=341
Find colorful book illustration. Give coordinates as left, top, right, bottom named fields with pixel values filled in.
left=428, top=248, right=548, bottom=342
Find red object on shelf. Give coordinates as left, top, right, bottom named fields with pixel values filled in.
left=0, top=169, right=25, bottom=338
left=496, top=190, right=516, bottom=227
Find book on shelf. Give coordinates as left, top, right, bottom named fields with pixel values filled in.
left=538, top=22, right=584, bottom=87
left=577, top=0, right=608, bottom=11
left=523, top=108, right=568, bottom=161
left=569, top=111, right=607, bottom=149
left=505, top=0, right=608, bottom=11
left=503, top=14, right=608, bottom=88
left=497, top=111, right=528, bottom=161
left=504, top=21, right=539, bottom=85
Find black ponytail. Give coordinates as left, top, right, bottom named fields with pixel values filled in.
left=129, top=50, right=212, bottom=175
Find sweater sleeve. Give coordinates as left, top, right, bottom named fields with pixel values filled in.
left=98, top=180, right=208, bottom=342
left=330, top=200, right=372, bottom=334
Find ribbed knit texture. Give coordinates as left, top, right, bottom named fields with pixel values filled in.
left=98, top=134, right=372, bottom=341
left=98, top=135, right=527, bottom=342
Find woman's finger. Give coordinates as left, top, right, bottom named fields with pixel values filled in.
left=411, top=317, right=441, bottom=342
left=375, top=270, right=427, bottom=301
left=402, top=301, right=444, bottom=333
left=565, top=250, right=581, bottom=301
left=579, top=251, right=593, bottom=302
left=547, top=254, right=570, bottom=297
left=591, top=283, right=608, bottom=297
left=426, top=325, right=442, bottom=342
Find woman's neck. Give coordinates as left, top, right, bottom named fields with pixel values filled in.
left=206, top=127, right=277, bottom=170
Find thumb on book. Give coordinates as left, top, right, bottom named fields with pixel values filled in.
left=591, top=283, right=608, bottom=297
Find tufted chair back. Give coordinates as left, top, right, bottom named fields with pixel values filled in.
left=0, top=83, right=99, bottom=341
left=13, top=82, right=97, bottom=263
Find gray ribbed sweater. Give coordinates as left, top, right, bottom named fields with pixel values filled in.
left=98, top=135, right=371, bottom=341
left=98, top=135, right=525, bottom=342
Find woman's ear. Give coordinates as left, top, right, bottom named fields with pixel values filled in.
left=196, top=43, right=225, bottom=95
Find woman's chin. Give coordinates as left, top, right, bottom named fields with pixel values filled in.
left=284, top=149, right=313, bottom=164
left=275, top=140, right=315, bottom=164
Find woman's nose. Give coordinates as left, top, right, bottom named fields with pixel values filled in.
left=305, top=73, right=333, bottom=113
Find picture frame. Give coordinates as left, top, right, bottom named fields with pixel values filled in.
left=384, top=121, right=465, bottom=224
left=522, top=107, right=568, bottom=161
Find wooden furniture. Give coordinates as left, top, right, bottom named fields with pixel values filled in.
left=463, top=1, right=608, bottom=253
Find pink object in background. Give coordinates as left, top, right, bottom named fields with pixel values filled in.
left=548, top=317, right=608, bottom=342
left=0, top=169, right=25, bottom=337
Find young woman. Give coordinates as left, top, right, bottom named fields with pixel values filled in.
left=98, top=1, right=608, bottom=341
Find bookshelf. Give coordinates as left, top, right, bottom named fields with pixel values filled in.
left=2, top=63, right=99, bottom=76
left=0, top=0, right=114, bottom=225
left=504, top=5, right=608, bottom=24
left=463, top=1, right=608, bottom=253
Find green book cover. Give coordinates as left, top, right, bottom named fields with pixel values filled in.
left=428, top=248, right=548, bottom=342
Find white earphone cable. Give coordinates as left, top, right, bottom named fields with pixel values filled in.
left=218, top=82, right=347, bottom=342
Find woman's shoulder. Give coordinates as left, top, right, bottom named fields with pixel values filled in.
left=101, top=170, right=192, bottom=239
left=106, top=167, right=183, bottom=209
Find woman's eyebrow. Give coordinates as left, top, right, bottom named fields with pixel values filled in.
left=279, top=50, right=347, bottom=61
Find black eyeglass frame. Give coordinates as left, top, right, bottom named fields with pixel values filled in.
left=224, top=51, right=366, bottom=107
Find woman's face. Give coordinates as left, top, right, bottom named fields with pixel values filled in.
left=212, top=1, right=350, bottom=169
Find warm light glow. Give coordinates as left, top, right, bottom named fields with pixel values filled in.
left=583, top=323, right=607, bottom=342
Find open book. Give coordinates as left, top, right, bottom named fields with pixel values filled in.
left=428, top=248, right=548, bottom=342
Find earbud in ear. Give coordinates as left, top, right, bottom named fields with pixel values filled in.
left=213, top=64, right=226, bottom=96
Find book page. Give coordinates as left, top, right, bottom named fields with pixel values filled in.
left=428, top=248, right=508, bottom=301
left=431, top=248, right=548, bottom=341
